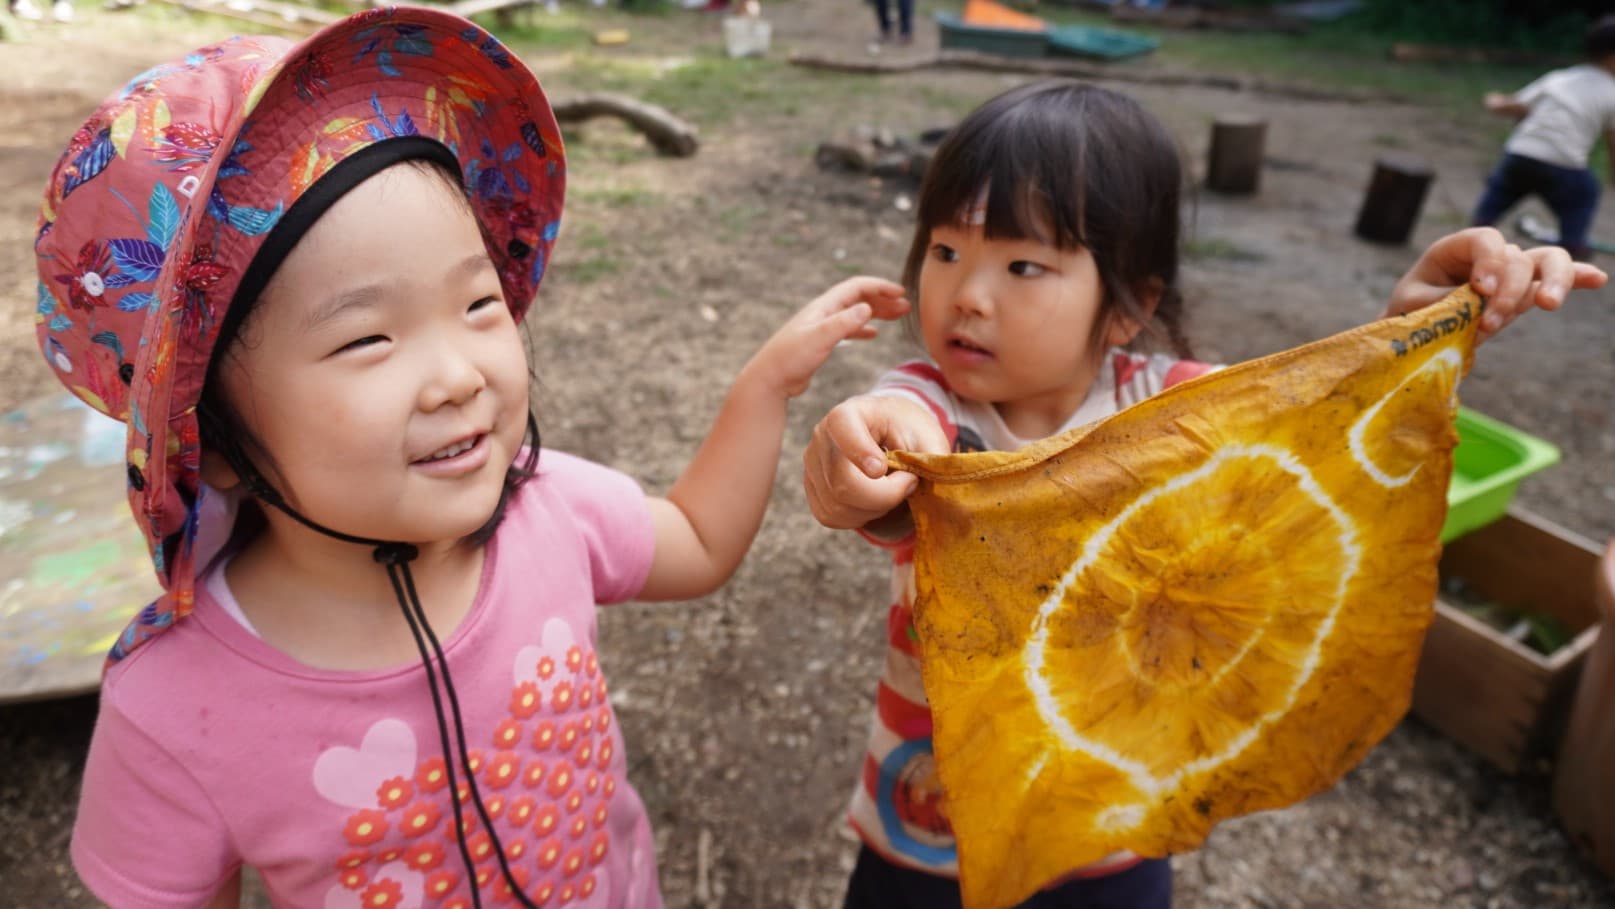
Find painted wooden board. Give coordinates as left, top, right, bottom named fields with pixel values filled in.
left=0, top=393, right=157, bottom=703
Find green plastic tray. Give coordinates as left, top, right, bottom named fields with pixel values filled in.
left=935, top=12, right=1049, bottom=58
left=1441, top=407, right=1560, bottom=543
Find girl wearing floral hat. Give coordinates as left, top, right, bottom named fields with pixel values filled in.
left=34, top=9, right=907, bottom=908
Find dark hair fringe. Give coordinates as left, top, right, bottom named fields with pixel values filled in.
left=901, top=79, right=1193, bottom=359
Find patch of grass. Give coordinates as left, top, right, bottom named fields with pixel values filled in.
left=472, top=13, right=597, bottom=51
left=559, top=254, right=623, bottom=283
left=573, top=186, right=659, bottom=207
left=1184, top=235, right=1267, bottom=263
left=714, top=203, right=766, bottom=244
left=569, top=224, right=613, bottom=251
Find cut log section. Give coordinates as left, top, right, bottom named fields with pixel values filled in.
left=1354, top=154, right=1434, bottom=245
left=1205, top=115, right=1267, bottom=195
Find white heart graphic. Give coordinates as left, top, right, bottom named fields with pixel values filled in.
left=513, top=617, right=578, bottom=686
left=313, top=718, right=418, bottom=809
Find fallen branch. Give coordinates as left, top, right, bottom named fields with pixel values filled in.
left=552, top=93, right=700, bottom=158
left=148, top=0, right=336, bottom=33
left=788, top=50, right=1408, bottom=105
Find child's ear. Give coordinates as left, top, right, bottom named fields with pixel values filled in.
left=1103, top=279, right=1164, bottom=346
left=200, top=446, right=242, bottom=492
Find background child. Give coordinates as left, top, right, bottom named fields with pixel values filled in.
left=1471, top=14, right=1615, bottom=260
left=799, top=79, right=1604, bottom=909
left=34, top=9, right=906, bottom=908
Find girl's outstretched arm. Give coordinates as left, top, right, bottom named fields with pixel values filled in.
left=637, top=277, right=910, bottom=600
left=1383, top=226, right=1607, bottom=342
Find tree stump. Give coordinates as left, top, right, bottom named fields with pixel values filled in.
left=1354, top=154, right=1434, bottom=245
left=1205, top=116, right=1267, bottom=195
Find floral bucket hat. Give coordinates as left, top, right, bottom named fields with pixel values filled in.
left=32, top=7, right=564, bottom=666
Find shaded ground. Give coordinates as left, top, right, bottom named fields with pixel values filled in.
left=2, top=1, right=1614, bottom=907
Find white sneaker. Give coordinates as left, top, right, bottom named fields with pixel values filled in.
left=10, top=0, right=44, bottom=20
left=51, top=0, right=72, bottom=20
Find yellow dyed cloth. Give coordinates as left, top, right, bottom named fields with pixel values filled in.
left=889, top=289, right=1482, bottom=909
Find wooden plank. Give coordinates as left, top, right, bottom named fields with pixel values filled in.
left=1411, top=506, right=1605, bottom=772
left=1413, top=603, right=1546, bottom=772
left=0, top=394, right=161, bottom=704
left=1441, top=508, right=1603, bottom=630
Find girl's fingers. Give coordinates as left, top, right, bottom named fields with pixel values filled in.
left=1572, top=261, right=1609, bottom=290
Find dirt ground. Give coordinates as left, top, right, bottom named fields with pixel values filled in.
left=2, top=1, right=1614, bottom=907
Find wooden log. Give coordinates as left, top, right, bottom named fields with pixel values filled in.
left=786, top=50, right=1410, bottom=105
left=1553, top=539, right=1615, bottom=877
left=1353, top=153, right=1434, bottom=245
left=1205, top=115, right=1266, bottom=195
left=552, top=93, right=699, bottom=158
left=1388, top=42, right=1569, bottom=67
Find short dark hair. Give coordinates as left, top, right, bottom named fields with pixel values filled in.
left=199, top=156, right=541, bottom=549
left=1588, top=14, right=1615, bottom=59
left=902, top=80, right=1191, bottom=357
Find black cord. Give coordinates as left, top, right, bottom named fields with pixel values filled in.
left=377, top=547, right=486, bottom=908
left=208, top=429, right=540, bottom=908
left=385, top=548, right=541, bottom=909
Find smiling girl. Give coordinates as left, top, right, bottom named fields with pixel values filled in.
left=35, top=10, right=905, bottom=908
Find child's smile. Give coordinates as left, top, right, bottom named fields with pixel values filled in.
left=207, top=163, right=531, bottom=546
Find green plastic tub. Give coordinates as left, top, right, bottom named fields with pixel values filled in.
left=935, top=12, right=1049, bottom=58
left=1441, top=407, right=1560, bottom=543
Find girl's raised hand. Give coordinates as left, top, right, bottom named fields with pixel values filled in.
left=742, top=276, right=910, bottom=399
left=1384, top=226, right=1607, bottom=343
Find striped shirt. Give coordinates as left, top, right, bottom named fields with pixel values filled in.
left=847, top=350, right=1215, bottom=879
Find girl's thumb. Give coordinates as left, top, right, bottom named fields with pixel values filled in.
left=860, top=453, right=887, bottom=479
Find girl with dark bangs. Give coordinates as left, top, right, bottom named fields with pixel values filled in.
left=801, top=79, right=1602, bottom=908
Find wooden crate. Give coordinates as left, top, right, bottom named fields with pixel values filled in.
left=1411, top=507, right=1604, bottom=773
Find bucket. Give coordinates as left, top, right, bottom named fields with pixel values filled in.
left=723, top=15, right=771, bottom=58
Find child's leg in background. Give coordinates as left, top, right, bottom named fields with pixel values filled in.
left=871, top=0, right=894, bottom=39
left=842, top=845, right=1172, bottom=909
left=894, top=0, right=913, bottom=39
left=1471, top=153, right=1537, bottom=228
left=1542, top=163, right=1602, bottom=261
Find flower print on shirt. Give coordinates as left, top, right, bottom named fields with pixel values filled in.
left=312, top=617, right=618, bottom=908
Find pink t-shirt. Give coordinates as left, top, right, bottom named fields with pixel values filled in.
left=72, top=451, right=662, bottom=909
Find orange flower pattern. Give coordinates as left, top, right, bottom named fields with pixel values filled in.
left=322, top=620, right=616, bottom=906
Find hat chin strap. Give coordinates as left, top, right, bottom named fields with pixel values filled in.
left=216, top=442, right=540, bottom=909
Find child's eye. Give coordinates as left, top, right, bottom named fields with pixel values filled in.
left=930, top=244, right=958, bottom=263
left=469, top=295, right=501, bottom=313
left=1009, top=261, right=1047, bottom=278
left=334, top=335, right=387, bottom=354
